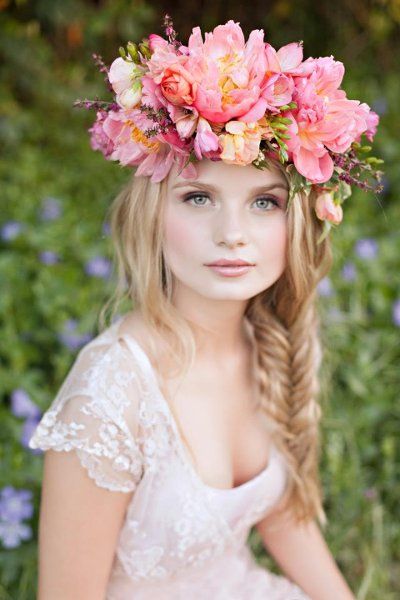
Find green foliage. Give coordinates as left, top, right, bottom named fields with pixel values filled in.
left=0, top=2, right=399, bottom=599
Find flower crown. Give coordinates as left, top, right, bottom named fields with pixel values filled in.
left=75, top=15, right=384, bottom=243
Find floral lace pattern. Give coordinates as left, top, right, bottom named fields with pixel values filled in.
left=29, top=315, right=311, bottom=599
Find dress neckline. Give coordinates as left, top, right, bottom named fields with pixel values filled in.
left=114, top=315, right=279, bottom=494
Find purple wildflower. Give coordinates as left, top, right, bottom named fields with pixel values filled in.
left=84, top=256, right=112, bottom=279
left=317, top=277, right=334, bottom=297
left=21, top=418, right=43, bottom=452
left=354, top=238, right=378, bottom=260
left=0, top=486, right=33, bottom=523
left=102, top=221, right=111, bottom=237
left=371, top=97, right=387, bottom=116
left=39, top=250, right=60, bottom=265
left=0, top=521, right=32, bottom=549
left=58, top=319, right=93, bottom=351
left=1, top=220, right=23, bottom=241
left=363, top=487, right=378, bottom=501
left=392, top=299, right=400, bottom=327
left=40, top=197, right=63, bottom=221
left=341, top=262, right=357, bottom=282
left=10, top=389, right=41, bottom=419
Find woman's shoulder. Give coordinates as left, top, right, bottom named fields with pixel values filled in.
left=69, top=309, right=158, bottom=387
left=27, top=313, right=154, bottom=493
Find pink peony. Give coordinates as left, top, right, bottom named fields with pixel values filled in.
left=364, top=107, right=379, bottom=142
left=315, top=193, right=343, bottom=224
left=300, top=56, right=345, bottom=98
left=284, top=57, right=371, bottom=183
left=148, top=34, right=167, bottom=53
left=135, top=145, right=197, bottom=183
left=102, top=109, right=155, bottom=167
left=171, top=105, right=199, bottom=139
left=160, top=64, right=197, bottom=106
left=264, top=42, right=314, bottom=76
left=193, top=117, right=220, bottom=159
left=240, top=72, right=294, bottom=122
left=321, top=98, right=370, bottom=154
left=219, top=120, right=261, bottom=165
left=88, top=110, right=115, bottom=157
left=185, top=21, right=267, bottom=123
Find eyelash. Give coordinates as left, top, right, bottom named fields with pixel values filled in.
left=182, top=193, right=280, bottom=211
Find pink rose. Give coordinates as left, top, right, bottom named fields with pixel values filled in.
left=315, top=193, right=343, bottom=225
left=160, top=65, right=197, bottom=106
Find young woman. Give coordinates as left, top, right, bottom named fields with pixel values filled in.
left=29, top=16, right=382, bottom=600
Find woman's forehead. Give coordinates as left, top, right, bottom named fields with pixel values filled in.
left=167, top=159, right=288, bottom=191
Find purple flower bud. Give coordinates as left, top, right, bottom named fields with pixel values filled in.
left=0, top=486, right=34, bottom=523
left=354, top=238, right=378, bottom=260
left=0, top=520, right=32, bottom=549
left=341, top=262, right=357, bottom=282
left=39, top=250, right=60, bottom=265
left=10, top=389, right=41, bottom=419
left=1, top=221, right=23, bottom=241
left=392, top=299, right=400, bottom=327
left=317, top=277, right=334, bottom=297
left=40, top=197, right=63, bottom=221
left=84, top=256, right=112, bottom=279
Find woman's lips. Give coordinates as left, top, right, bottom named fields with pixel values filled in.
left=206, top=265, right=255, bottom=277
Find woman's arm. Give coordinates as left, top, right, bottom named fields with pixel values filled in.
left=255, top=504, right=355, bottom=600
left=37, top=448, right=133, bottom=600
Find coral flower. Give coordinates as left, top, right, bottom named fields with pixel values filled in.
left=219, top=121, right=261, bottom=165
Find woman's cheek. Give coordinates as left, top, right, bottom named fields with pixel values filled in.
left=163, top=210, right=199, bottom=265
left=258, top=219, right=287, bottom=274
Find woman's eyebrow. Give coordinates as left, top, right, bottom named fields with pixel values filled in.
left=172, top=181, right=288, bottom=193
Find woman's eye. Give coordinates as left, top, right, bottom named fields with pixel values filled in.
left=183, top=194, right=210, bottom=206
left=182, top=194, right=280, bottom=210
left=253, top=196, right=280, bottom=210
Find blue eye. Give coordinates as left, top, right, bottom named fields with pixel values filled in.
left=182, top=193, right=280, bottom=210
left=183, top=193, right=210, bottom=206
left=254, top=196, right=280, bottom=210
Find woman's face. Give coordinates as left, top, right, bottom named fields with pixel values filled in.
left=162, top=159, right=289, bottom=304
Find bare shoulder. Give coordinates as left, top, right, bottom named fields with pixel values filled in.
left=118, top=309, right=155, bottom=354
left=117, top=309, right=172, bottom=371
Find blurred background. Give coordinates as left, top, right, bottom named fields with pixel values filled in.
left=0, top=1, right=399, bottom=598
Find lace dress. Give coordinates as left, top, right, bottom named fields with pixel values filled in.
left=29, top=315, right=310, bottom=600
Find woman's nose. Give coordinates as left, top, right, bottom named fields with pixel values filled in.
left=213, top=208, right=248, bottom=247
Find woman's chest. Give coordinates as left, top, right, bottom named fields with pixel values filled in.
left=161, top=363, right=273, bottom=491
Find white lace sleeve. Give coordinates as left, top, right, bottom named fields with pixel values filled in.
left=28, top=338, right=145, bottom=493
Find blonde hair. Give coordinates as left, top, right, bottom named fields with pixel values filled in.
left=99, top=160, right=333, bottom=531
